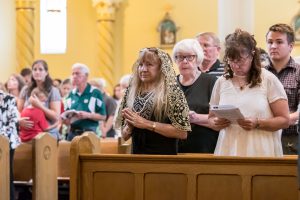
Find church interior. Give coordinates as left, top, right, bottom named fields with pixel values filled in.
left=1, top=0, right=300, bottom=92
left=0, top=0, right=300, bottom=200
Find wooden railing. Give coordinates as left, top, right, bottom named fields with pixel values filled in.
left=70, top=134, right=298, bottom=200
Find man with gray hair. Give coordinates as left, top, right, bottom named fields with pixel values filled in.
left=63, top=63, right=106, bottom=141
left=196, top=32, right=224, bottom=78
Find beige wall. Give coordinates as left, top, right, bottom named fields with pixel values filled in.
left=254, top=0, right=300, bottom=56
left=0, top=0, right=16, bottom=82
left=3, top=0, right=300, bottom=87
left=34, top=0, right=97, bottom=81
left=121, top=0, right=218, bottom=74
left=34, top=0, right=219, bottom=86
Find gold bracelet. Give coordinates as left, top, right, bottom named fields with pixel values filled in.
left=152, top=122, right=156, bottom=132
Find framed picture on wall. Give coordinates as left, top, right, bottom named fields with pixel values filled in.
left=158, top=13, right=178, bottom=48
left=291, top=12, right=300, bottom=42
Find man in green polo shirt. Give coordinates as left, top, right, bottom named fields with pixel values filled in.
left=63, top=63, right=106, bottom=141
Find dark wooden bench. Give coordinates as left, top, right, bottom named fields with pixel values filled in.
left=0, top=135, right=9, bottom=200
left=69, top=134, right=298, bottom=200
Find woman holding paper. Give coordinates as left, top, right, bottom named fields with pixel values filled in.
left=208, top=29, right=289, bottom=157
left=172, top=39, right=219, bottom=153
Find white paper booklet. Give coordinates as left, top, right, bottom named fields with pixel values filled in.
left=210, top=105, right=244, bottom=123
left=60, top=109, right=80, bottom=123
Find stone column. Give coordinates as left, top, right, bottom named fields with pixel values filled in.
left=93, top=0, right=121, bottom=93
left=16, top=0, right=35, bottom=71
left=218, top=0, right=254, bottom=42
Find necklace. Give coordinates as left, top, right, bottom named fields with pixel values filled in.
left=233, top=74, right=248, bottom=90
left=132, top=90, right=155, bottom=117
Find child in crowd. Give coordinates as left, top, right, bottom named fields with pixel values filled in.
left=19, top=87, right=58, bottom=142
left=59, top=78, right=72, bottom=110
left=58, top=78, right=72, bottom=139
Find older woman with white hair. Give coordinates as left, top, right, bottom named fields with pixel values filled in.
left=173, top=39, right=219, bottom=153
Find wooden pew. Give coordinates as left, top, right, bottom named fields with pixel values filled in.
left=57, top=133, right=128, bottom=181
left=0, top=135, right=9, bottom=200
left=14, top=133, right=58, bottom=200
left=13, top=132, right=127, bottom=199
left=100, top=137, right=118, bottom=154
left=57, top=132, right=101, bottom=199
left=57, top=133, right=127, bottom=181
left=58, top=132, right=101, bottom=180
left=99, top=136, right=131, bottom=154
left=57, top=140, right=71, bottom=179
left=118, top=137, right=131, bottom=154
left=70, top=135, right=298, bottom=200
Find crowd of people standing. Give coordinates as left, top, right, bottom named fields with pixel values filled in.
left=0, top=23, right=299, bottom=200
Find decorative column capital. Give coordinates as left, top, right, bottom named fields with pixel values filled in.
left=16, top=0, right=35, bottom=10
left=92, top=0, right=122, bottom=21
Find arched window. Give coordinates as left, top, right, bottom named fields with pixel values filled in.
left=40, top=0, right=67, bottom=54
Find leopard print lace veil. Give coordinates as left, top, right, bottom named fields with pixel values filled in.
left=115, top=47, right=191, bottom=131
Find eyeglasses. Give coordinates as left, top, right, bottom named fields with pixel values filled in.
left=226, top=54, right=251, bottom=65
left=175, top=55, right=197, bottom=62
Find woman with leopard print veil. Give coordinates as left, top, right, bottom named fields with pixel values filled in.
left=115, top=47, right=191, bottom=155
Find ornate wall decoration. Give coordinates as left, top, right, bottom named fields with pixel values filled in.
left=158, top=12, right=178, bottom=48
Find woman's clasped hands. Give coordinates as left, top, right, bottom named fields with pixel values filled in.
left=122, top=108, right=147, bottom=129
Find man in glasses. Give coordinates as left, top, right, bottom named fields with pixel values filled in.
left=196, top=32, right=224, bottom=78
left=265, top=23, right=300, bottom=155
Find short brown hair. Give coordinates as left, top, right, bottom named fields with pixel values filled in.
left=266, top=23, right=295, bottom=44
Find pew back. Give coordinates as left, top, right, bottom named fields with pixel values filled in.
left=58, top=140, right=71, bottom=178
left=14, top=133, right=58, bottom=200
left=0, top=135, right=9, bottom=200
left=100, top=137, right=118, bottom=154
left=70, top=135, right=298, bottom=200
left=33, top=133, right=58, bottom=200
left=57, top=132, right=101, bottom=179
left=14, top=142, right=33, bottom=181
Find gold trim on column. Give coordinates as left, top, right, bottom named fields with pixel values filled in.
left=93, top=0, right=122, bottom=93
left=16, top=0, right=35, bottom=71
left=16, top=0, right=35, bottom=9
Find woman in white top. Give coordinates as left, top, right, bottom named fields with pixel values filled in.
left=208, top=29, right=289, bottom=157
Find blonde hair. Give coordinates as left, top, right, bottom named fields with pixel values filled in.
left=126, top=49, right=169, bottom=122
